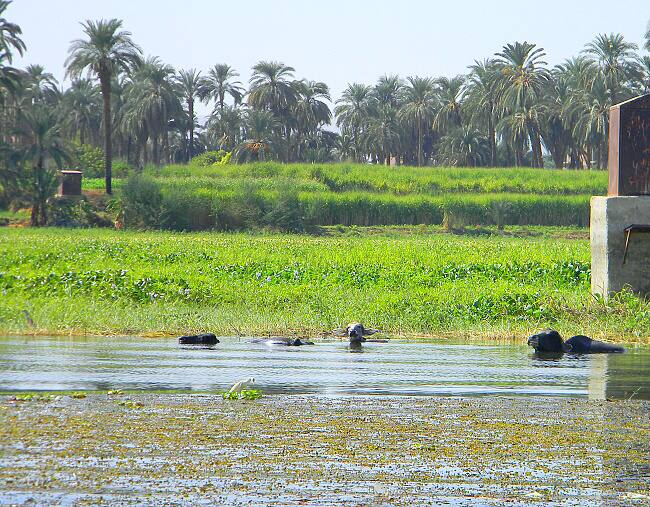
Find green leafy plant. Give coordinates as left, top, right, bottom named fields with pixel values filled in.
left=222, top=389, right=263, bottom=400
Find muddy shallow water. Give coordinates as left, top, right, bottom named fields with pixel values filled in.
left=1, top=394, right=649, bottom=506
left=0, top=336, right=649, bottom=400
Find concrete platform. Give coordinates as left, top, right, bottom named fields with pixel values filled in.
left=591, top=196, right=650, bottom=298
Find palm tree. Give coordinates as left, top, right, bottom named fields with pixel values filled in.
left=437, top=127, right=490, bottom=167
left=293, top=80, right=331, bottom=160
left=248, top=61, right=297, bottom=161
left=61, top=78, right=101, bottom=145
left=122, top=57, right=181, bottom=166
left=583, top=33, right=640, bottom=104
left=0, top=0, right=25, bottom=142
left=66, top=19, right=142, bottom=194
left=464, top=60, right=500, bottom=166
left=335, top=83, right=374, bottom=162
left=206, top=105, right=243, bottom=151
left=175, top=68, right=203, bottom=161
left=495, top=42, right=550, bottom=167
left=645, top=21, right=650, bottom=52
left=24, top=64, right=59, bottom=104
left=434, top=75, right=465, bottom=131
left=0, top=1, right=24, bottom=60
left=200, top=63, right=244, bottom=111
left=368, top=105, right=401, bottom=165
left=233, top=109, right=281, bottom=162
left=398, top=76, right=436, bottom=166
left=16, top=105, right=69, bottom=226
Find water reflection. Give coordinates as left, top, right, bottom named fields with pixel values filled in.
left=0, top=336, right=648, bottom=399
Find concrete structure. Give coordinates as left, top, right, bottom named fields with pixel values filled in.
left=591, top=196, right=650, bottom=297
left=591, top=95, right=650, bottom=299
left=58, top=170, right=82, bottom=196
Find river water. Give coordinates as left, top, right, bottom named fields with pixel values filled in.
left=0, top=336, right=648, bottom=400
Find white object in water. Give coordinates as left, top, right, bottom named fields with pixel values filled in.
left=228, top=377, right=255, bottom=394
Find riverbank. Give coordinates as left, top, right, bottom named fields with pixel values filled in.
left=1, top=227, right=649, bottom=341
left=1, top=394, right=649, bottom=506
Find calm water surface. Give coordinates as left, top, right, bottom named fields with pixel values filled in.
left=0, top=336, right=649, bottom=400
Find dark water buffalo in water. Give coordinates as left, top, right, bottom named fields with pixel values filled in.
left=250, top=337, right=314, bottom=346
left=178, top=333, right=219, bottom=345
left=527, top=329, right=625, bottom=354
left=333, top=323, right=382, bottom=345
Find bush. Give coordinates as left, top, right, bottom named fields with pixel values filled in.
left=112, top=160, right=133, bottom=178
left=70, top=142, right=104, bottom=178
left=190, top=150, right=229, bottom=167
left=121, top=175, right=165, bottom=229
left=47, top=196, right=113, bottom=228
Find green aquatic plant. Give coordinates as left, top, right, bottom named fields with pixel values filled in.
left=222, top=389, right=262, bottom=400
left=10, top=393, right=56, bottom=402
left=116, top=399, right=144, bottom=408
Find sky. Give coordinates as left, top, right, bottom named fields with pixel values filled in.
left=7, top=0, right=650, bottom=116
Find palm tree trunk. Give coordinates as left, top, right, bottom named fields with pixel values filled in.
left=152, top=134, right=159, bottom=166
left=99, top=70, right=113, bottom=195
left=188, top=97, right=194, bottom=162
left=417, top=121, right=423, bottom=167
left=488, top=116, right=497, bottom=167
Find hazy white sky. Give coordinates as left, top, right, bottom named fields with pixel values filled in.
left=8, top=0, right=650, bottom=115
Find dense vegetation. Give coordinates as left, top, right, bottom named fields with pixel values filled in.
left=96, top=162, right=601, bottom=231
left=1, top=228, right=649, bottom=339
left=1, top=0, right=650, bottom=218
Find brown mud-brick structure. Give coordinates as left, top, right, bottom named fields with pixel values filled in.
left=592, top=95, right=650, bottom=299
left=58, top=170, right=82, bottom=197
left=608, top=94, right=650, bottom=196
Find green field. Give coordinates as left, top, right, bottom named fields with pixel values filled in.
left=81, top=164, right=605, bottom=230
left=1, top=227, right=648, bottom=341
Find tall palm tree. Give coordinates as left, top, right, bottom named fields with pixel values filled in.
left=335, top=83, right=374, bottom=162
left=293, top=80, right=331, bottom=160
left=0, top=0, right=24, bottom=60
left=583, top=33, right=640, bottom=105
left=16, top=105, right=69, bottom=226
left=248, top=61, right=297, bottom=161
left=434, top=75, right=465, bottom=131
left=24, top=64, right=59, bottom=104
left=65, top=19, right=142, bottom=194
left=0, top=0, right=25, bottom=142
left=122, top=56, right=181, bottom=166
left=175, top=68, right=203, bottom=161
left=374, top=74, right=403, bottom=108
left=200, top=63, right=244, bottom=111
left=495, top=42, right=550, bottom=167
left=464, top=60, right=500, bottom=166
left=398, top=76, right=436, bottom=166
left=61, top=78, right=101, bottom=145
left=645, top=21, right=650, bottom=52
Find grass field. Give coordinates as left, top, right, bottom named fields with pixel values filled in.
left=81, top=164, right=604, bottom=229
left=1, top=227, right=648, bottom=341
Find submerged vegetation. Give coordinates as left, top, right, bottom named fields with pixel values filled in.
left=0, top=228, right=648, bottom=339
left=2, top=394, right=649, bottom=505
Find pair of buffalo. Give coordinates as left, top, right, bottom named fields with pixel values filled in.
left=178, top=322, right=380, bottom=347
left=527, top=329, right=625, bottom=354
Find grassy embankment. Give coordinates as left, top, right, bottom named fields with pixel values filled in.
left=83, top=164, right=606, bottom=229
left=1, top=227, right=648, bottom=341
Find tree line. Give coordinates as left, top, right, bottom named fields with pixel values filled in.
left=1, top=0, right=650, bottom=204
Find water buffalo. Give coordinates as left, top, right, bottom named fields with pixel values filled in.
left=178, top=333, right=219, bottom=345
left=527, top=329, right=625, bottom=354
left=333, top=323, right=381, bottom=345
